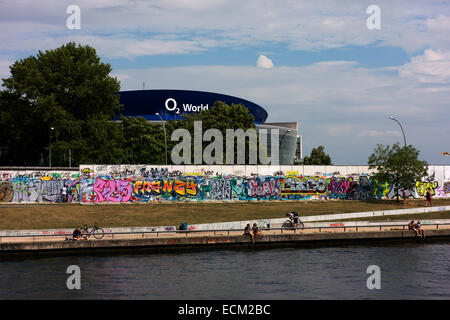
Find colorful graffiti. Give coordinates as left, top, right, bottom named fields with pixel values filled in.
left=415, top=180, right=439, bottom=197
left=0, top=170, right=81, bottom=203
left=131, top=178, right=199, bottom=201
left=0, top=178, right=80, bottom=203
left=1, top=166, right=449, bottom=203
left=281, top=177, right=327, bottom=195
left=247, top=178, right=280, bottom=199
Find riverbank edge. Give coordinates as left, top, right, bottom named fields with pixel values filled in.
left=2, top=229, right=450, bottom=257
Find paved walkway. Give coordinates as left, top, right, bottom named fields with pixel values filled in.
left=2, top=224, right=448, bottom=244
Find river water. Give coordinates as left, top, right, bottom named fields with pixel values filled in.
left=1, top=242, right=449, bottom=299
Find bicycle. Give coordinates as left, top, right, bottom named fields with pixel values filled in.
left=80, top=222, right=105, bottom=239
left=281, top=218, right=304, bottom=229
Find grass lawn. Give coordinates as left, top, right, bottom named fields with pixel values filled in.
left=0, top=198, right=449, bottom=230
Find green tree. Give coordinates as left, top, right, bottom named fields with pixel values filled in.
left=0, top=42, right=122, bottom=166
left=121, top=116, right=166, bottom=164
left=368, top=143, right=428, bottom=202
left=303, top=145, right=332, bottom=165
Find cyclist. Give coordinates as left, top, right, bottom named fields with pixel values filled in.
left=287, top=211, right=300, bottom=228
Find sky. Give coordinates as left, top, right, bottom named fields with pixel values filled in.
left=1, top=0, right=449, bottom=165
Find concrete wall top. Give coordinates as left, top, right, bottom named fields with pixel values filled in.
left=77, top=164, right=402, bottom=177
left=1, top=165, right=448, bottom=180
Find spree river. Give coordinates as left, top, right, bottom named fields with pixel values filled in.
left=1, top=242, right=449, bottom=299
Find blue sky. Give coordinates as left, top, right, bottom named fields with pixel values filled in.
left=104, top=45, right=411, bottom=69
left=1, top=0, right=449, bottom=164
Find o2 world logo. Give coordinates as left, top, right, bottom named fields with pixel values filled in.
left=165, top=98, right=209, bottom=114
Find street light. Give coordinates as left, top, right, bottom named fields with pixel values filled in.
left=49, top=127, right=54, bottom=167
left=155, top=113, right=168, bottom=165
left=389, top=116, right=406, bottom=148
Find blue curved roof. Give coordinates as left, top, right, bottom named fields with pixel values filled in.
left=118, top=89, right=268, bottom=123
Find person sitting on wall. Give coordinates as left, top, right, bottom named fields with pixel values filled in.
left=243, top=223, right=254, bottom=242
left=72, top=228, right=83, bottom=241
left=408, top=220, right=415, bottom=230
left=414, top=221, right=425, bottom=238
left=252, top=223, right=263, bottom=242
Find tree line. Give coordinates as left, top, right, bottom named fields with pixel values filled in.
left=0, top=42, right=255, bottom=166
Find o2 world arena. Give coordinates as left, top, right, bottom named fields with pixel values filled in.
left=119, top=90, right=302, bottom=165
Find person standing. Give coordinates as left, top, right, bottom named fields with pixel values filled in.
left=402, top=189, right=407, bottom=208
left=62, top=186, right=68, bottom=203
left=425, top=190, right=432, bottom=207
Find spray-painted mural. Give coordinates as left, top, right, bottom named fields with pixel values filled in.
left=0, top=170, right=81, bottom=203
left=0, top=166, right=449, bottom=203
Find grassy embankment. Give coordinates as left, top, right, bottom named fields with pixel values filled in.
left=0, top=198, right=449, bottom=230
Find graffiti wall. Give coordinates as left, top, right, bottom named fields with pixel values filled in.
left=0, top=170, right=81, bottom=203
left=1, top=165, right=449, bottom=203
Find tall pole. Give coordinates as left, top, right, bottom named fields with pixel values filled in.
left=49, top=127, right=54, bottom=167
left=389, top=116, right=406, bottom=148
left=389, top=116, right=407, bottom=203
left=156, top=113, right=168, bottom=165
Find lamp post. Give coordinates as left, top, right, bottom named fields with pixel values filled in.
left=156, top=113, right=168, bottom=165
left=389, top=116, right=406, bottom=148
left=49, top=127, right=54, bottom=167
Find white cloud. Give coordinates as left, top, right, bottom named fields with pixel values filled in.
left=1, top=1, right=450, bottom=59
left=256, top=55, right=274, bottom=69
left=357, top=130, right=401, bottom=138
left=426, top=14, right=450, bottom=32
left=399, top=49, right=450, bottom=83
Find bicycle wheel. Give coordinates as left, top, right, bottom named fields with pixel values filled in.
left=93, top=228, right=104, bottom=239
left=281, top=220, right=293, bottom=228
